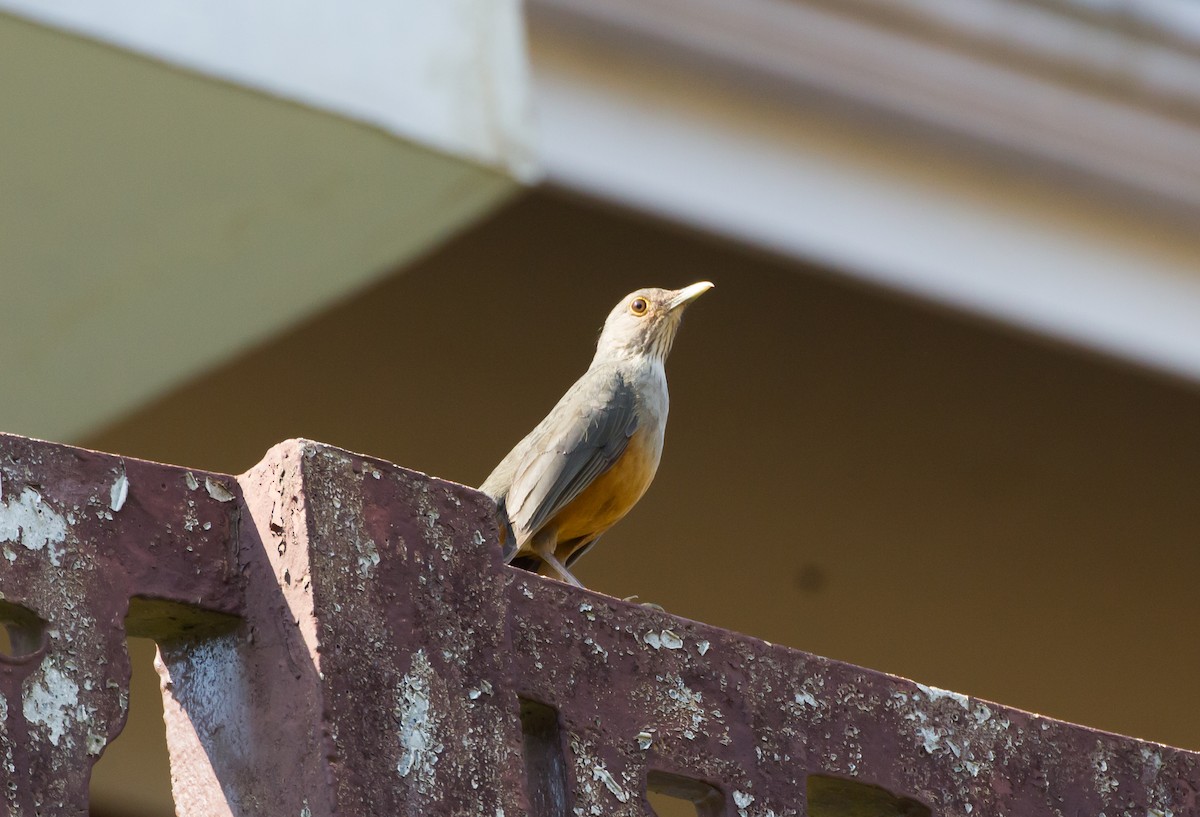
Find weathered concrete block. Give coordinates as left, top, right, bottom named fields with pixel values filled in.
left=0, top=433, right=239, bottom=816
left=156, top=440, right=524, bottom=817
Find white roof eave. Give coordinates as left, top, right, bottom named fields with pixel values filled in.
left=529, top=0, right=1200, bottom=382
left=0, top=6, right=535, bottom=442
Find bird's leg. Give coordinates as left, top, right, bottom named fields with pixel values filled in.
left=542, top=552, right=585, bottom=588
left=532, top=528, right=585, bottom=588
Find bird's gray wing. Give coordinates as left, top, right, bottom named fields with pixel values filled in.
left=505, top=371, right=639, bottom=545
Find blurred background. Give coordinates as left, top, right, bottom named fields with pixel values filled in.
left=4, top=1, right=1200, bottom=815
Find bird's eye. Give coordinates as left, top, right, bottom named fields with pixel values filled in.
left=629, top=297, right=649, bottom=316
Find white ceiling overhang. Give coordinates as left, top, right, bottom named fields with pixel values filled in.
left=529, top=0, right=1200, bottom=381
left=0, top=2, right=535, bottom=442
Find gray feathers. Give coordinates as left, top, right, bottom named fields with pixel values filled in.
left=481, top=364, right=639, bottom=554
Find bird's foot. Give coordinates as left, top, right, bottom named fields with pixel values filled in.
left=622, top=595, right=666, bottom=613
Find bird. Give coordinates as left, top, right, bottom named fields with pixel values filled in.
left=480, top=282, right=714, bottom=588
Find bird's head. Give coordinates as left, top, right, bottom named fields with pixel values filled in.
left=593, top=281, right=714, bottom=364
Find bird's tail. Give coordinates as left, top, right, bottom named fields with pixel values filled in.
left=496, top=497, right=520, bottom=563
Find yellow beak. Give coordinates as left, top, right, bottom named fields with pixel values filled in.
left=666, top=281, right=715, bottom=311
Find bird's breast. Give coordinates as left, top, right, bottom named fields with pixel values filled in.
left=551, top=426, right=663, bottom=542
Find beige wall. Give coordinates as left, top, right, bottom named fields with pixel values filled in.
left=87, top=189, right=1200, bottom=814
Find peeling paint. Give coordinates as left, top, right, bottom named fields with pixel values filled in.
left=0, top=487, right=67, bottom=566
left=916, top=682, right=969, bottom=710
left=0, top=693, right=11, bottom=769
left=733, top=788, right=773, bottom=817
left=794, top=690, right=818, bottom=709
left=0, top=692, right=14, bottom=811
left=570, top=734, right=637, bottom=814
left=23, top=662, right=83, bottom=747
left=591, top=763, right=629, bottom=803
left=204, top=477, right=235, bottom=502
left=395, top=650, right=443, bottom=787
left=1092, top=742, right=1119, bottom=795
left=583, top=636, right=609, bottom=661
left=183, top=499, right=199, bottom=532
left=656, top=672, right=709, bottom=741
left=109, top=471, right=129, bottom=512
left=357, top=537, right=380, bottom=577
left=467, top=680, right=493, bottom=700
left=645, top=628, right=683, bottom=650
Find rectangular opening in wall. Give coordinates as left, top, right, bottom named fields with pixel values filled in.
left=519, top=698, right=571, bottom=817
left=647, top=770, right=724, bottom=817
left=89, top=636, right=176, bottom=817
left=807, top=773, right=931, bottom=817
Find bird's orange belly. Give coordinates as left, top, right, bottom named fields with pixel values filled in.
left=551, top=432, right=660, bottom=544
